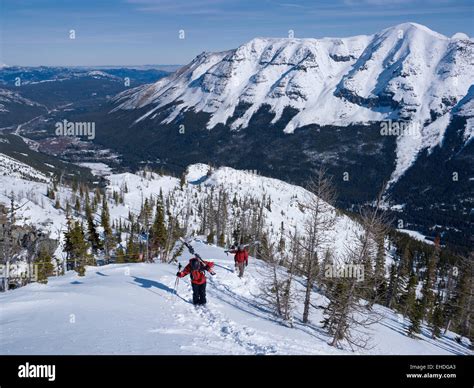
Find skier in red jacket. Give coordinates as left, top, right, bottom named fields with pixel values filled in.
left=177, top=257, right=214, bottom=305
left=229, top=244, right=248, bottom=278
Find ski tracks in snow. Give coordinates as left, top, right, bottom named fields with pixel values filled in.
left=161, top=274, right=277, bottom=355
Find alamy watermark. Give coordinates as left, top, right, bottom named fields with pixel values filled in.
left=324, top=264, right=365, bottom=282
left=380, top=120, right=421, bottom=139
left=55, top=119, right=95, bottom=140
left=18, top=362, right=55, bottom=382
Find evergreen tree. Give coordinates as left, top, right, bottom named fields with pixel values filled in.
left=321, top=280, right=351, bottom=341
left=445, top=256, right=472, bottom=338
left=101, top=195, right=112, bottom=236
left=35, top=249, right=54, bottom=284
left=278, top=221, right=285, bottom=253
left=74, top=197, right=81, bottom=213
left=421, top=248, right=438, bottom=322
left=151, top=200, right=167, bottom=256
left=101, top=195, right=114, bottom=261
left=139, top=198, right=152, bottom=229
left=256, top=233, right=270, bottom=261
left=403, top=272, right=418, bottom=318
left=407, top=300, right=424, bottom=338
left=115, top=246, right=126, bottom=264
left=64, top=221, right=90, bottom=276
left=431, top=302, right=444, bottom=339
left=71, top=178, right=78, bottom=193
left=85, top=195, right=101, bottom=252
left=386, top=244, right=411, bottom=310
left=126, top=230, right=140, bottom=262
left=179, top=173, right=186, bottom=190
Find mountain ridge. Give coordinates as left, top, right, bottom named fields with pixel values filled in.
left=112, top=23, right=473, bottom=188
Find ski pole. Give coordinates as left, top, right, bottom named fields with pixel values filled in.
left=174, top=277, right=179, bottom=295
left=174, top=263, right=182, bottom=295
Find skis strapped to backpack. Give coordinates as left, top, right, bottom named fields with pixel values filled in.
left=179, top=237, right=216, bottom=275
left=224, top=240, right=261, bottom=254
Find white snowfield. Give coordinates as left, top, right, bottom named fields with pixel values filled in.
left=0, top=241, right=470, bottom=355
left=113, top=22, right=473, bottom=185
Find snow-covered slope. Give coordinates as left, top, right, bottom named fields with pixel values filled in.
left=0, top=159, right=357, bottom=272
left=0, top=156, right=470, bottom=355
left=107, top=163, right=358, bottom=258
left=0, top=240, right=469, bottom=355
left=113, top=23, right=473, bottom=184
left=454, top=84, right=474, bottom=143
left=0, top=153, right=50, bottom=182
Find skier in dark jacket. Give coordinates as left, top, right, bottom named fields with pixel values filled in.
left=177, top=257, right=215, bottom=305
left=229, top=244, right=248, bottom=278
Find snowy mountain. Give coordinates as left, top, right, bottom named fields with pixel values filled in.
left=113, top=23, right=473, bottom=185
left=98, top=23, right=473, bottom=250
left=0, top=240, right=469, bottom=355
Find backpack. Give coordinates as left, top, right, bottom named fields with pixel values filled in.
left=190, top=258, right=203, bottom=272
left=189, top=258, right=207, bottom=283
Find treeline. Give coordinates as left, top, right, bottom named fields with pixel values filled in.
left=385, top=231, right=472, bottom=343
left=44, top=171, right=185, bottom=277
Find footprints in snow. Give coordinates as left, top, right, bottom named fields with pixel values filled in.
left=193, top=302, right=276, bottom=355
left=151, top=275, right=277, bottom=354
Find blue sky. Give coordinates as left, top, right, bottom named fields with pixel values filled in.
left=1, top=0, right=473, bottom=66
